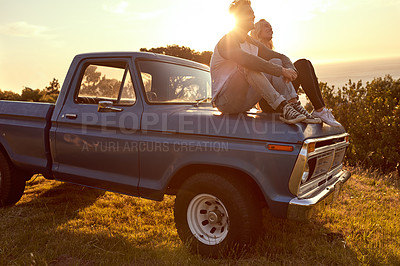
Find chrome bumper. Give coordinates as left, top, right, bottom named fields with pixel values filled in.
left=287, top=170, right=351, bottom=221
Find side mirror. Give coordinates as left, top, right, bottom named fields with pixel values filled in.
left=97, top=101, right=123, bottom=112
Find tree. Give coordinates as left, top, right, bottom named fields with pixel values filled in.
left=20, top=87, right=42, bottom=102
left=45, top=78, right=60, bottom=95
left=0, top=90, right=21, bottom=101
left=40, top=78, right=60, bottom=103
left=82, top=66, right=101, bottom=89
left=194, top=51, right=213, bottom=66
left=140, top=45, right=213, bottom=66
left=0, top=78, right=60, bottom=103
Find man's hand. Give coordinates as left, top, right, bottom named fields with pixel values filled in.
left=282, top=68, right=297, bottom=83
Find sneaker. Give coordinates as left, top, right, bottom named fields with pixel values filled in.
left=312, top=108, right=342, bottom=127
left=279, top=103, right=307, bottom=124
left=293, top=101, right=322, bottom=124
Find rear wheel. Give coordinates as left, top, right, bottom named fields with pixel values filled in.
left=174, top=172, right=262, bottom=257
left=0, top=152, right=26, bottom=207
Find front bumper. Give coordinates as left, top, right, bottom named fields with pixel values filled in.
left=287, top=170, right=351, bottom=221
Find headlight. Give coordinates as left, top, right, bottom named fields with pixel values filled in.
left=301, top=162, right=309, bottom=184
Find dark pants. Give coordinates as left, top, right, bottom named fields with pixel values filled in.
left=292, top=59, right=325, bottom=110
left=259, top=59, right=325, bottom=112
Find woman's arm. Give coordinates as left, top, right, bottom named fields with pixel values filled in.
left=252, top=37, right=296, bottom=72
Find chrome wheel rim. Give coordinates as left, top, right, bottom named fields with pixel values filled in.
left=187, top=193, right=229, bottom=245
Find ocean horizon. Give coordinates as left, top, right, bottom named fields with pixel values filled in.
left=313, top=56, right=400, bottom=88
left=1, top=56, right=400, bottom=94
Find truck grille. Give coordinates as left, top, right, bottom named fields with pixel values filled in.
left=298, top=135, right=349, bottom=199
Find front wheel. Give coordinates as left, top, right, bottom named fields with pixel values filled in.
left=174, top=172, right=262, bottom=257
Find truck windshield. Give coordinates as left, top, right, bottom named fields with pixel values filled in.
left=138, top=60, right=211, bottom=104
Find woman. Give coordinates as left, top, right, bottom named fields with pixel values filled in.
left=251, top=19, right=341, bottom=127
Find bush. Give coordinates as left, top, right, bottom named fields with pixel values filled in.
left=320, top=75, right=400, bottom=173
left=0, top=78, right=60, bottom=103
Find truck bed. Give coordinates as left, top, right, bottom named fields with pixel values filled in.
left=0, top=101, right=54, bottom=173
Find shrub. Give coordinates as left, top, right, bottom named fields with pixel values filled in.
left=320, top=75, right=400, bottom=173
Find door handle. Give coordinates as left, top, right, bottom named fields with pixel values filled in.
left=65, top=113, right=78, bottom=119
left=97, top=101, right=123, bottom=112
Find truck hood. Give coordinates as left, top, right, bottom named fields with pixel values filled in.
left=142, top=105, right=346, bottom=144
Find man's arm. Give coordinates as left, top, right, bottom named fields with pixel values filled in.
left=217, top=33, right=283, bottom=77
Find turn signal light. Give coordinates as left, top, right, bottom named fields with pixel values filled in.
left=267, top=144, right=294, bottom=152
left=307, top=142, right=316, bottom=153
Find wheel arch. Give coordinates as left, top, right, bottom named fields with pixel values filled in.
left=0, top=142, right=34, bottom=181
left=0, top=143, right=12, bottom=165
left=165, top=164, right=268, bottom=208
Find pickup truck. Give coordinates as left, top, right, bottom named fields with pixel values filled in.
left=0, top=52, right=351, bottom=257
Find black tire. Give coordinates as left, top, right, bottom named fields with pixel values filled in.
left=174, top=172, right=262, bottom=258
left=0, top=152, right=26, bottom=207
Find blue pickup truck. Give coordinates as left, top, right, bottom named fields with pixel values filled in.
left=0, top=52, right=350, bottom=256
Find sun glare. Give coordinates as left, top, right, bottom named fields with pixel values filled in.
left=197, top=13, right=235, bottom=52
left=168, top=7, right=236, bottom=52
left=221, top=13, right=236, bottom=33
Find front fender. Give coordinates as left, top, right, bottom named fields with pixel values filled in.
left=138, top=134, right=300, bottom=217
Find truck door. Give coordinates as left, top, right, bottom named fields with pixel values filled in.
left=51, top=58, right=142, bottom=196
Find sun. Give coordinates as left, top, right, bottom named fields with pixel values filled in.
left=166, top=2, right=298, bottom=55
left=168, top=7, right=236, bottom=53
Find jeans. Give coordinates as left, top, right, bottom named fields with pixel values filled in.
left=214, top=67, right=285, bottom=114
left=264, top=58, right=298, bottom=101
left=259, top=58, right=326, bottom=112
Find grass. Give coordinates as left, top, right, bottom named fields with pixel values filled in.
left=0, top=167, right=399, bottom=265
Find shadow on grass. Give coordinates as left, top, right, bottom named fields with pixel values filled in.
left=1, top=180, right=362, bottom=265
left=248, top=210, right=360, bottom=265
left=21, top=181, right=105, bottom=213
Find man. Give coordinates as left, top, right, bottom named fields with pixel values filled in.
left=210, top=0, right=309, bottom=124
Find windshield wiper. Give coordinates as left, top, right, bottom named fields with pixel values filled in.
left=194, top=97, right=212, bottom=107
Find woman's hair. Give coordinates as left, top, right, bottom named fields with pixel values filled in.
left=229, top=0, right=252, bottom=15
left=251, top=19, right=274, bottom=50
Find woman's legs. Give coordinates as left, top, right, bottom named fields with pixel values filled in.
left=293, top=59, right=325, bottom=111
left=257, top=59, right=321, bottom=123
left=293, top=59, right=342, bottom=126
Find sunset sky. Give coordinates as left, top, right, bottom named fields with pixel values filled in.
left=1, top=0, right=400, bottom=93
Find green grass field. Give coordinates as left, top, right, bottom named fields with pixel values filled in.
left=1, top=168, right=399, bottom=265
